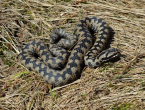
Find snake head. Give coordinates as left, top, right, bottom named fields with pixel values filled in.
left=97, top=48, right=120, bottom=63
left=86, top=48, right=120, bottom=68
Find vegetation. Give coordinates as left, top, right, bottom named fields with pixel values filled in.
left=0, top=0, right=145, bottom=109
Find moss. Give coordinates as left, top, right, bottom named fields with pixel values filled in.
left=112, top=103, right=133, bottom=110
left=55, top=0, right=71, bottom=3
left=140, top=82, right=145, bottom=91
left=63, top=0, right=71, bottom=2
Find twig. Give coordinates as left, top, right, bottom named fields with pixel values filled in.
left=0, top=34, right=20, bottom=54
left=121, top=53, right=145, bottom=75
left=52, top=79, right=81, bottom=91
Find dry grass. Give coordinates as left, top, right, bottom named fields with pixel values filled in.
left=0, top=0, right=145, bottom=109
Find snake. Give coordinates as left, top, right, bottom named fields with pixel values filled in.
left=18, top=16, right=120, bottom=87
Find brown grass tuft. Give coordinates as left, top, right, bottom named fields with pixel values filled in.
left=0, top=0, right=145, bottom=109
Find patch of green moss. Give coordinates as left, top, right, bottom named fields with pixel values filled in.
left=29, top=15, right=34, bottom=20
left=3, top=4, right=9, bottom=7
left=8, top=2, right=15, bottom=6
left=2, top=57, right=14, bottom=67
left=0, top=44, right=14, bottom=67
left=99, top=63, right=114, bottom=72
left=140, top=82, right=145, bottom=91
left=23, top=7, right=32, bottom=14
left=55, top=0, right=71, bottom=3
left=112, top=103, right=135, bottom=110
left=63, top=0, right=71, bottom=2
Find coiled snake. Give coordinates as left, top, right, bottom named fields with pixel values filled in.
left=18, top=16, right=120, bottom=87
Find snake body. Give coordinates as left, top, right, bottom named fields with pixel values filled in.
left=18, top=16, right=120, bottom=87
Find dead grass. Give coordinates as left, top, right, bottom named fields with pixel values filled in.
left=0, top=0, right=145, bottom=109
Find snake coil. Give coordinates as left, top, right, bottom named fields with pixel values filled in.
left=18, top=16, right=120, bottom=87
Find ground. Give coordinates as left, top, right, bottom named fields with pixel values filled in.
left=0, top=0, right=145, bottom=109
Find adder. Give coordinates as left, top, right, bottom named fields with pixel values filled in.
left=18, top=16, right=120, bottom=87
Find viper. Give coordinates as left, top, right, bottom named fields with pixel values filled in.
left=18, top=16, right=120, bottom=87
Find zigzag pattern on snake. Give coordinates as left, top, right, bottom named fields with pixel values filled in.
left=18, top=16, right=120, bottom=87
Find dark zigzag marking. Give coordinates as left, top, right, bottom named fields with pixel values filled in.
left=18, top=16, right=114, bottom=87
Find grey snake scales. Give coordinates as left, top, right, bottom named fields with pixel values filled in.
left=18, top=16, right=120, bottom=87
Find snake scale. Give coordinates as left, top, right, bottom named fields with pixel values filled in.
left=18, top=16, right=120, bottom=87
